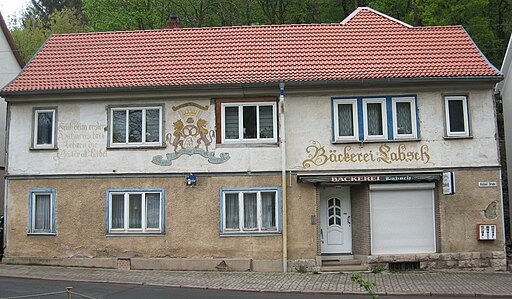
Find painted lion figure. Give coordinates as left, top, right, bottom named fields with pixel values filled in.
left=196, top=118, right=214, bottom=152
left=172, top=119, right=184, bottom=152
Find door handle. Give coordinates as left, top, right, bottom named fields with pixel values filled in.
left=320, top=229, right=324, bottom=244
left=347, top=216, right=351, bottom=225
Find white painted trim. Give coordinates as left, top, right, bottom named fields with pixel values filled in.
left=109, top=106, right=163, bottom=147
left=333, top=98, right=358, bottom=141
left=33, top=109, right=56, bottom=149
left=341, top=7, right=413, bottom=28
left=362, top=98, right=387, bottom=141
left=392, top=96, right=417, bottom=139
left=108, top=191, right=163, bottom=234
left=444, top=96, right=470, bottom=137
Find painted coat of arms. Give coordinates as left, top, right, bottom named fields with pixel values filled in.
left=152, top=102, right=230, bottom=166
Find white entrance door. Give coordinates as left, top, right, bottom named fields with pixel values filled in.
left=320, top=187, right=352, bottom=254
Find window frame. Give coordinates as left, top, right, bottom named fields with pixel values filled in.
left=108, top=105, right=164, bottom=148
left=362, top=97, right=388, bottom=141
left=106, top=189, right=165, bottom=235
left=333, top=98, right=359, bottom=142
left=220, top=187, right=281, bottom=235
left=28, top=189, right=56, bottom=235
left=392, top=96, right=418, bottom=140
left=32, top=108, right=57, bottom=150
left=444, top=95, right=470, bottom=138
left=216, top=98, right=278, bottom=144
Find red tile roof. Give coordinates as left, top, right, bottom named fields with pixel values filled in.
left=2, top=7, right=501, bottom=93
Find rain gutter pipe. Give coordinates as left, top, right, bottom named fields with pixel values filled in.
left=279, top=83, right=287, bottom=272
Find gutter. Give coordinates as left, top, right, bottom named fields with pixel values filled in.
left=279, top=83, right=288, bottom=272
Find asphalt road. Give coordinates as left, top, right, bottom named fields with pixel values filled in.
left=0, top=277, right=506, bottom=299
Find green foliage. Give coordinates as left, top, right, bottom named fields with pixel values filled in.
left=296, top=265, right=308, bottom=273
left=371, top=265, right=384, bottom=274
left=351, top=273, right=379, bottom=299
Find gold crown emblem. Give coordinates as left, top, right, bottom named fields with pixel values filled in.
left=182, top=109, right=198, bottom=117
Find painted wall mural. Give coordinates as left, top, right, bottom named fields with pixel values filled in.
left=302, top=141, right=431, bottom=168
left=54, top=121, right=107, bottom=160
left=152, top=102, right=230, bottom=166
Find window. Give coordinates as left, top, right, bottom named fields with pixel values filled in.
left=28, top=189, right=56, bottom=235
left=219, top=100, right=277, bottom=143
left=392, top=97, right=417, bottom=139
left=33, top=108, right=56, bottom=149
left=363, top=98, right=387, bottom=140
left=220, top=188, right=281, bottom=234
left=107, top=190, right=164, bottom=234
left=109, top=106, right=162, bottom=147
left=444, top=96, right=470, bottom=137
left=332, top=96, right=418, bottom=142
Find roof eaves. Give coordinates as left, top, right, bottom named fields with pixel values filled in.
left=341, top=6, right=413, bottom=28
left=0, top=76, right=503, bottom=98
left=0, top=12, right=25, bottom=68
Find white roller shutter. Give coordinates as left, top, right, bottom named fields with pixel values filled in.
left=370, top=183, right=436, bottom=254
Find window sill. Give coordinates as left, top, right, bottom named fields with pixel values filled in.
left=107, top=145, right=166, bottom=150
left=443, top=135, right=473, bottom=140
left=332, top=138, right=421, bottom=144
left=106, top=232, right=164, bottom=236
left=220, top=232, right=281, bottom=237
left=30, top=147, right=58, bottom=151
left=216, top=143, right=279, bottom=148
left=27, top=232, right=56, bottom=236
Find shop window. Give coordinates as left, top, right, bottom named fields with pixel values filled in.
left=107, top=189, right=164, bottom=234
left=444, top=96, right=470, bottom=137
left=109, top=106, right=162, bottom=147
left=33, top=108, right=56, bottom=149
left=332, top=96, right=418, bottom=142
left=28, top=189, right=56, bottom=235
left=216, top=98, right=277, bottom=144
left=220, top=188, right=281, bottom=234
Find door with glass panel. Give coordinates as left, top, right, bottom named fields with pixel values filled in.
left=320, top=186, right=352, bottom=254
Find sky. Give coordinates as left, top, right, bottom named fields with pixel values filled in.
left=0, top=0, right=31, bottom=25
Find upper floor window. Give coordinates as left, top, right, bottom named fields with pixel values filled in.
left=109, top=106, right=163, bottom=147
left=33, top=108, right=56, bottom=149
left=333, top=96, right=418, bottom=142
left=28, top=189, right=56, bottom=235
left=107, top=189, right=164, bottom=234
left=220, top=188, right=281, bottom=235
left=217, top=98, right=277, bottom=144
left=444, top=96, right=470, bottom=137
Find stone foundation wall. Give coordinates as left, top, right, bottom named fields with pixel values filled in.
left=367, top=251, right=507, bottom=272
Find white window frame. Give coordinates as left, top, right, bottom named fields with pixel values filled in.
left=28, top=189, right=56, bottom=235
left=333, top=99, right=358, bottom=141
left=109, top=106, right=163, bottom=147
left=444, top=95, right=470, bottom=137
left=392, top=97, right=417, bottom=139
left=107, top=190, right=164, bottom=234
left=220, top=102, right=278, bottom=144
left=33, top=109, right=56, bottom=149
left=363, top=98, right=387, bottom=141
left=221, top=188, right=280, bottom=234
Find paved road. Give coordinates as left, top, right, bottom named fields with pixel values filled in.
left=0, top=277, right=507, bottom=299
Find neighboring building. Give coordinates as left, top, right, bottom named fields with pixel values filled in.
left=0, top=7, right=507, bottom=272
left=496, top=35, right=512, bottom=248
left=0, top=13, right=24, bottom=216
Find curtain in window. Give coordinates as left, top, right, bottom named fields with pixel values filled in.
left=145, top=193, right=160, bottom=229
left=225, top=193, right=239, bottom=229
left=145, top=109, right=160, bottom=142
left=112, top=110, right=127, bottom=143
left=243, top=193, right=257, bottom=229
left=243, top=106, right=257, bottom=139
left=37, top=112, right=53, bottom=145
left=128, top=110, right=143, bottom=142
left=111, top=194, right=124, bottom=229
left=261, top=192, right=276, bottom=229
left=396, top=102, right=412, bottom=135
left=338, top=104, right=353, bottom=137
left=129, top=194, right=142, bottom=228
left=259, top=106, right=274, bottom=138
left=224, top=107, right=239, bottom=139
left=448, top=100, right=465, bottom=132
left=34, top=194, right=51, bottom=230
left=367, top=103, right=383, bottom=136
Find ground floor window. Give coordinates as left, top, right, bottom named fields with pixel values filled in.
left=28, top=189, right=56, bottom=235
left=220, top=188, right=281, bottom=234
left=107, top=189, right=164, bottom=234
left=369, top=183, right=436, bottom=254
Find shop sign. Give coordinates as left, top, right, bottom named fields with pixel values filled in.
left=478, top=182, right=497, bottom=187
left=442, top=171, right=455, bottom=195
left=330, top=175, right=428, bottom=183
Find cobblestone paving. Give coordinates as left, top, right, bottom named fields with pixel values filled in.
left=0, top=264, right=511, bottom=296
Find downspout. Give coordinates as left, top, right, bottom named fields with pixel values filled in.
left=279, top=83, right=287, bottom=272
left=2, top=102, right=10, bottom=256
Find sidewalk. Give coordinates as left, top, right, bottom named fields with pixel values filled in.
left=0, top=264, right=511, bottom=297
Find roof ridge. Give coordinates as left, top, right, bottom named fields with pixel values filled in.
left=341, top=7, right=413, bottom=28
